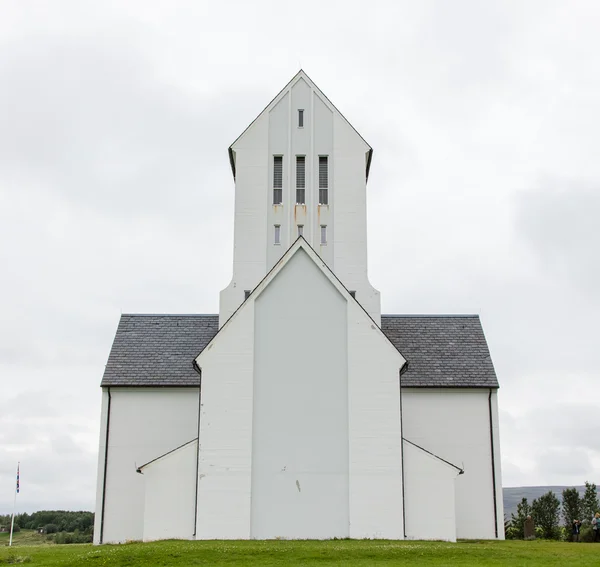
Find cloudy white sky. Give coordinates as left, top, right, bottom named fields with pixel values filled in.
left=1, top=0, right=599, bottom=514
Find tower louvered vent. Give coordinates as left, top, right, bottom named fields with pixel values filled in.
left=319, top=156, right=328, bottom=205
left=273, top=155, right=283, bottom=204
left=296, top=156, right=305, bottom=204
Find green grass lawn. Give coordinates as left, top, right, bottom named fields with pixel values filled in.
left=1, top=539, right=600, bottom=566
left=0, top=529, right=51, bottom=547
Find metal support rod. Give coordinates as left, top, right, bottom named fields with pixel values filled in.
left=9, top=462, right=19, bottom=547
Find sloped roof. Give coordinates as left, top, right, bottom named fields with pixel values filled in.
left=101, top=314, right=498, bottom=388
left=384, top=315, right=498, bottom=388
left=101, top=314, right=217, bottom=387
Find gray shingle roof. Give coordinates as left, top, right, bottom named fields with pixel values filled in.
left=101, top=314, right=498, bottom=388
left=101, top=315, right=217, bottom=387
left=382, top=315, right=498, bottom=388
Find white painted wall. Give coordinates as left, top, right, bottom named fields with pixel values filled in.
left=93, top=389, right=110, bottom=544
left=195, top=304, right=255, bottom=539
left=220, top=71, right=381, bottom=326
left=489, top=389, right=505, bottom=538
left=93, top=388, right=199, bottom=544
left=141, top=440, right=197, bottom=542
left=332, top=112, right=381, bottom=324
left=205, top=240, right=405, bottom=540
left=252, top=249, right=349, bottom=539
left=312, top=91, right=333, bottom=268
left=267, top=91, right=290, bottom=273
left=347, top=299, right=405, bottom=539
left=401, top=388, right=504, bottom=540
left=403, top=441, right=458, bottom=542
left=219, top=107, right=269, bottom=326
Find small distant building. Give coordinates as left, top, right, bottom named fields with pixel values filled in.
left=94, top=71, right=503, bottom=544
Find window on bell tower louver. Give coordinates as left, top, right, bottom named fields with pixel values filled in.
left=273, top=156, right=283, bottom=204
left=319, top=156, right=328, bottom=205
left=296, top=156, right=305, bottom=204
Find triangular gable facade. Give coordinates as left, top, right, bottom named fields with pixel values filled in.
left=228, top=70, right=373, bottom=181
left=197, top=236, right=404, bottom=366
left=195, top=235, right=406, bottom=539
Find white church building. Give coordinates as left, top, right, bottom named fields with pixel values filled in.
left=94, top=71, right=503, bottom=544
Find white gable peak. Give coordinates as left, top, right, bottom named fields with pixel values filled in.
left=228, top=70, right=372, bottom=180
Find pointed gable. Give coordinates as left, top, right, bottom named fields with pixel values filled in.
left=228, top=70, right=373, bottom=181
left=196, top=237, right=403, bottom=365
left=195, top=236, right=406, bottom=539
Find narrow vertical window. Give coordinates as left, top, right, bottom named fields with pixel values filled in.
left=273, top=156, right=283, bottom=205
left=320, top=225, right=327, bottom=245
left=274, top=225, right=281, bottom=245
left=244, top=290, right=251, bottom=300
left=296, top=156, right=305, bottom=204
left=298, top=109, right=304, bottom=128
left=349, top=290, right=356, bottom=299
left=319, top=156, right=328, bottom=205
left=297, top=224, right=304, bottom=237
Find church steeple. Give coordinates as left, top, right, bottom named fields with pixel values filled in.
left=219, top=71, right=380, bottom=326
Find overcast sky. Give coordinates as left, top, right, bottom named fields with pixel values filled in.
left=1, top=0, right=599, bottom=514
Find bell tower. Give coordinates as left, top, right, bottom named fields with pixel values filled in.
left=219, top=71, right=380, bottom=326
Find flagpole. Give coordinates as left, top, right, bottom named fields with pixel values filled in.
left=9, top=462, right=19, bottom=547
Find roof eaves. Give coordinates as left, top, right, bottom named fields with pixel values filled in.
left=382, top=314, right=480, bottom=319
left=119, top=313, right=218, bottom=318
left=401, top=383, right=499, bottom=389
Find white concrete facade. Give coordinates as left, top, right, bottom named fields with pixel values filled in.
left=346, top=298, right=405, bottom=539
left=195, top=300, right=255, bottom=539
left=96, top=379, right=503, bottom=543
left=251, top=249, right=350, bottom=539
left=140, top=440, right=197, bottom=542
left=93, top=388, right=199, bottom=544
left=198, top=240, right=405, bottom=539
left=401, top=388, right=504, bottom=540
left=403, top=440, right=459, bottom=542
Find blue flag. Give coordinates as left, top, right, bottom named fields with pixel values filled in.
left=16, top=464, right=19, bottom=494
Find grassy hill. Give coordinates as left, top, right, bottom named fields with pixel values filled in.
left=0, top=528, right=51, bottom=547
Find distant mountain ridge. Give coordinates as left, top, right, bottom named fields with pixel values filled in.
left=503, top=486, right=600, bottom=519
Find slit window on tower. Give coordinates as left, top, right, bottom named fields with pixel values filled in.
left=298, top=109, right=304, bottom=128
left=320, top=225, right=327, bottom=245
left=297, top=224, right=304, bottom=237
left=296, top=156, right=305, bottom=204
left=319, top=156, right=328, bottom=204
left=274, top=225, right=281, bottom=245
left=273, top=156, right=283, bottom=204
left=244, top=290, right=251, bottom=300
